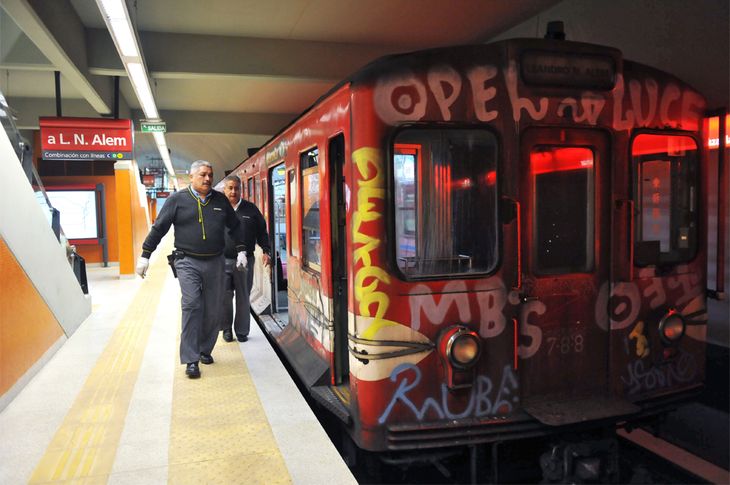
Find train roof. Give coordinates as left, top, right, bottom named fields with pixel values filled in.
left=230, top=37, right=700, bottom=177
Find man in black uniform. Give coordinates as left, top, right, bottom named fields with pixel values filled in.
left=135, top=160, right=249, bottom=379
left=220, top=174, right=271, bottom=343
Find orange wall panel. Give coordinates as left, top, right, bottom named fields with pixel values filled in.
left=43, top=175, right=119, bottom=264
left=0, top=237, right=65, bottom=396
left=115, top=163, right=151, bottom=275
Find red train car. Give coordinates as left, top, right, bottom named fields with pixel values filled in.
left=222, top=33, right=725, bottom=481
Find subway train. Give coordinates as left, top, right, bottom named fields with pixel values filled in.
left=220, top=28, right=726, bottom=482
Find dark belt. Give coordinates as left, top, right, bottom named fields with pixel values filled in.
left=173, top=249, right=222, bottom=260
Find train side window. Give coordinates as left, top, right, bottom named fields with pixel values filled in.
left=632, top=134, right=698, bottom=266
left=255, top=174, right=261, bottom=209
left=301, top=147, right=321, bottom=271
left=531, top=146, right=595, bottom=274
left=288, top=169, right=300, bottom=257
left=393, top=128, right=499, bottom=278
left=247, top=177, right=255, bottom=204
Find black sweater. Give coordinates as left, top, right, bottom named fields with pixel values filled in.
left=141, top=187, right=248, bottom=258
left=224, top=200, right=271, bottom=258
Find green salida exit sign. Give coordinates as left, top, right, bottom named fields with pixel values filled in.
left=140, top=120, right=166, bottom=133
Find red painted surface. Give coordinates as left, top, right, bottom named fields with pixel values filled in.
left=224, top=39, right=716, bottom=452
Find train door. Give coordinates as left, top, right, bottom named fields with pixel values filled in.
left=518, top=128, right=611, bottom=412
left=269, top=163, right=288, bottom=312
left=329, top=134, right=348, bottom=382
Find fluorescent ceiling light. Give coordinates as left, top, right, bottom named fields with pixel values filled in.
left=127, top=62, right=159, bottom=119
left=109, top=19, right=139, bottom=57
left=98, top=0, right=126, bottom=20
left=96, top=0, right=174, bottom=183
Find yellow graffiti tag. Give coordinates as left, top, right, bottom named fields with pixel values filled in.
left=352, top=147, right=399, bottom=339
left=629, top=320, right=650, bottom=358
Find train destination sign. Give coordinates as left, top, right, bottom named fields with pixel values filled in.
left=521, top=50, right=616, bottom=89
left=40, top=117, right=133, bottom=161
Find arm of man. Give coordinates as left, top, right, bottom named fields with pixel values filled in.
left=137, top=194, right=176, bottom=277
left=224, top=201, right=249, bottom=269
left=255, top=207, right=272, bottom=267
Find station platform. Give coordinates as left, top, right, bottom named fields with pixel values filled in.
left=0, top=240, right=356, bottom=485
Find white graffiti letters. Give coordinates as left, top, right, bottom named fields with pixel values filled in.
left=505, top=60, right=549, bottom=122
left=467, top=65, right=499, bottom=122
left=373, top=71, right=427, bottom=125
left=518, top=300, right=544, bottom=358
left=409, top=282, right=471, bottom=332
left=372, top=63, right=703, bottom=130
left=427, top=65, right=462, bottom=121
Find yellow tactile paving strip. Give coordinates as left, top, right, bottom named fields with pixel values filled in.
left=168, top=335, right=292, bottom=485
left=29, top=243, right=171, bottom=484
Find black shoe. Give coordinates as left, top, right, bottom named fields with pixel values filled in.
left=199, top=353, right=214, bottom=365
left=236, top=334, right=248, bottom=342
left=186, top=362, right=200, bottom=378
left=222, top=329, right=233, bottom=342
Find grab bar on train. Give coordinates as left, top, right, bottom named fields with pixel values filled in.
left=501, top=196, right=521, bottom=290
left=615, top=199, right=634, bottom=282
left=708, top=109, right=727, bottom=300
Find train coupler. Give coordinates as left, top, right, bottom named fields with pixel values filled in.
left=539, top=436, right=618, bottom=483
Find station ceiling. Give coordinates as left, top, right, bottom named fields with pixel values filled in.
left=0, top=0, right=727, bottom=184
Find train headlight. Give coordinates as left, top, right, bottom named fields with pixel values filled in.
left=658, top=310, right=685, bottom=345
left=446, top=328, right=482, bottom=369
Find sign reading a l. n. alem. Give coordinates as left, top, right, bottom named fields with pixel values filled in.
left=40, top=117, right=133, bottom=161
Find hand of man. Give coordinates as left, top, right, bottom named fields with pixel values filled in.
left=236, top=251, right=248, bottom=271
left=135, top=257, right=150, bottom=278
left=262, top=253, right=272, bottom=267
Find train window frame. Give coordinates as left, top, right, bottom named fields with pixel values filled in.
left=530, top=145, right=596, bottom=275
left=630, top=131, right=700, bottom=267
left=300, top=146, right=321, bottom=273
left=388, top=124, right=501, bottom=281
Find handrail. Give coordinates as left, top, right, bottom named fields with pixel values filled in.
left=707, top=109, right=727, bottom=300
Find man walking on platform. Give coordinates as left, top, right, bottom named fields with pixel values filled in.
left=135, top=160, right=249, bottom=379
left=220, top=174, right=271, bottom=343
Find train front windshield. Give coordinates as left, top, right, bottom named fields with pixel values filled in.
left=393, top=128, right=498, bottom=278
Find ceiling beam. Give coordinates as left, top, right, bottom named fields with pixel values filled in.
left=0, top=9, right=50, bottom=69
left=9, top=96, right=131, bottom=129
left=0, top=0, right=112, bottom=113
left=130, top=109, right=295, bottom=135
left=87, top=29, right=396, bottom=82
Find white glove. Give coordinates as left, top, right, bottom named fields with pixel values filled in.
left=135, top=257, right=150, bottom=278
left=236, top=251, right=248, bottom=271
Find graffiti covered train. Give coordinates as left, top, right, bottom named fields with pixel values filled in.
left=223, top=35, right=724, bottom=480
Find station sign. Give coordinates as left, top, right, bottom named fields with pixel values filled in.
left=40, top=117, right=133, bottom=161
left=140, top=120, right=166, bottom=133
left=156, top=191, right=171, bottom=198
left=521, top=50, right=616, bottom=89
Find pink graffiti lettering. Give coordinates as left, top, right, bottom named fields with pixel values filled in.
left=629, top=78, right=659, bottom=126
left=557, top=91, right=606, bottom=125
left=373, top=70, right=427, bottom=125
left=518, top=300, right=544, bottom=358
left=467, top=65, right=499, bottom=122
left=427, top=65, right=462, bottom=121
left=505, top=60, right=549, bottom=122
left=409, top=281, right=470, bottom=332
